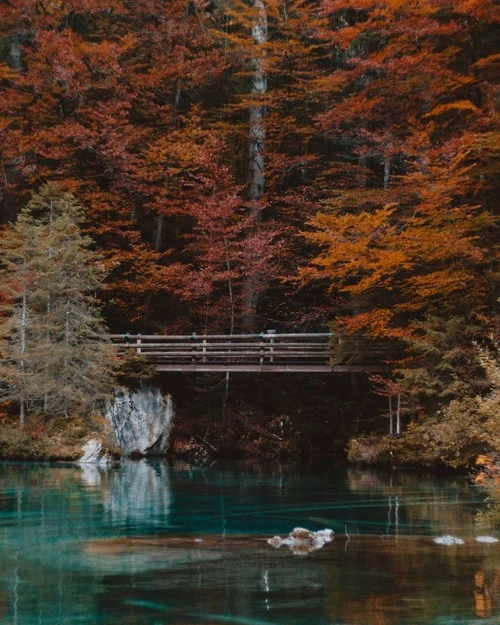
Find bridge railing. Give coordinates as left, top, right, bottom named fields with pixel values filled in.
left=110, top=333, right=332, bottom=367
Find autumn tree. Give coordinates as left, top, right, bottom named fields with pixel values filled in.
left=298, top=0, right=498, bottom=440
left=207, top=0, right=333, bottom=331
left=0, top=183, right=116, bottom=423
left=303, top=0, right=498, bottom=343
left=0, top=0, right=333, bottom=334
left=0, top=0, right=226, bottom=327
left=1, top=0, right=496, bottom=349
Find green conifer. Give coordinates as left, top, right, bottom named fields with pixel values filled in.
left=0, top=183, right=116, bottom=423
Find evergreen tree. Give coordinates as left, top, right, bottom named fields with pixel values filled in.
left=0, top=183, right=116, bottom=423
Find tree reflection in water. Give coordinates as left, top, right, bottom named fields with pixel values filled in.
left=474, top=567, right=499, bottom=619
left=0, top=461, right=498, bottom=625
left=86, top=533, right=499, bottom=624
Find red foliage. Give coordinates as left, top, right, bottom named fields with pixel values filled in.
left=0, top=0, right=497, bottom=339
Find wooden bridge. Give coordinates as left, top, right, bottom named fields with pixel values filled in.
left=111, top=333, right=385, bottom=373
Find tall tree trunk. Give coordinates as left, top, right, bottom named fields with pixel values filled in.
left=396, top=393, right=401, bottom=435
left=241, top=0, right=267, bottom=332
left=383, top=154, right=391, bottom=190
left=388, top=395, right=393, bottom=435
left=19, top=286, right=27, bottom=427
left=154, top=213, right=164, bottom=252
left=63, top=302, right=71, bottom=417
left=222, top=237, right=234, bottom=423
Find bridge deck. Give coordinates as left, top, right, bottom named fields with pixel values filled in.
left=111, top=333, right=385, bottom=373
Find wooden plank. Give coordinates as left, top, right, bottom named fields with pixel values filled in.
left=109, top=332, right=386, bottom=373
left=110, top=332, right=332, bottom=340
left=116, top=342, right=323, bottom=345
left=124, top=351, right=329, bottom=359
left=113, top=342, right=330, bottom=350
left=154, top=364, right=384, bottom=373
left=113, top=345, right=330, bottom=353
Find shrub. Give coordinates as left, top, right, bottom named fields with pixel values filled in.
left=347, top=435, right=392, bottom=466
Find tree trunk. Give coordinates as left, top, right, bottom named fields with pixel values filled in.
left=222, top=237, right=234, bottom=423
left=154, top=213, right=164, bottom=252
left=241, top=0, right=267, bottom=332
left=383, top=154, right=391, bottom=190
left=388, top=395, right=393, bottom=435
left=19, top=284, right=27, bottom=427
left=396, top=393, right=401, bottom=435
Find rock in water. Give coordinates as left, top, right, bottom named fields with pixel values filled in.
left=475, top=536, right=499, bottom=543
left=267, top=527, right=334, bottom=555
left=433, top=535, right=464, bottom=545
left=106, top=385, right=174, bottom=457
left=315, top=529, right=334, bottom=542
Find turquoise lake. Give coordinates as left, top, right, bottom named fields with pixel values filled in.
left=0, top=460, right=498, bottom=625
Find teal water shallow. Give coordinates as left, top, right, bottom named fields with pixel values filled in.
left=0, top=460, right=498, bottom=625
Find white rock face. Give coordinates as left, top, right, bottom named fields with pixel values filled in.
left=78, top=438, right=112, bottom=466
left=106, top=385, right=174, bottom=457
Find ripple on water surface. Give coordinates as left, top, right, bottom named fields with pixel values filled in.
left=0, top=460, right=497, bottom=625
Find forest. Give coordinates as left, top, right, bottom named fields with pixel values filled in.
left=0, top=1, right=498, bottom=478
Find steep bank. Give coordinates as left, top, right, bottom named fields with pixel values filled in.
left=0, top=385, right=174, bottom=462
left=0, top=414, right=118, bottom=462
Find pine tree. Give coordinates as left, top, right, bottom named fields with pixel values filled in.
left=0, top=183, right=116, bottom=423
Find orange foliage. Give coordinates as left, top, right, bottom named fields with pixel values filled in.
left=0, top=0, right=497, bottom=338
left=300, top=0, right=497, bottom=346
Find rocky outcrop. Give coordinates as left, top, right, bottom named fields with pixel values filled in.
left=78, top=438, right=112, bottom=466
left=106, top=385, right=174, bottom=457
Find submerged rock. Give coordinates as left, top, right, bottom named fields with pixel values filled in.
left=433, top=535, right=464, bottom=545
left=106, top=385, right=174, bottom=457
left=475, top=536, right=499, bottom=543
left=267, top=527, right=334, bottom=555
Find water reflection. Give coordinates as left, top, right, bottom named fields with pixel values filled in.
left=102, top=460, right=171, bottom=528
left=0, top=460, right=497, bottom=625
left=79, top=462, right=104, bottom=487
left=89, top=533, right=499, bottom=625
left=345, top=467, right=480, bottom=537
left=326, top=537, right=499, bottom=625
left=475, top=567, right=499, bottom=619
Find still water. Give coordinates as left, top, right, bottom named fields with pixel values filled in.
left=0, top=460, right=498, bottom=625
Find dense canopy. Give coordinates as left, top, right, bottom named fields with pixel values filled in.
left=0, top=1, right=498, bottom=451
